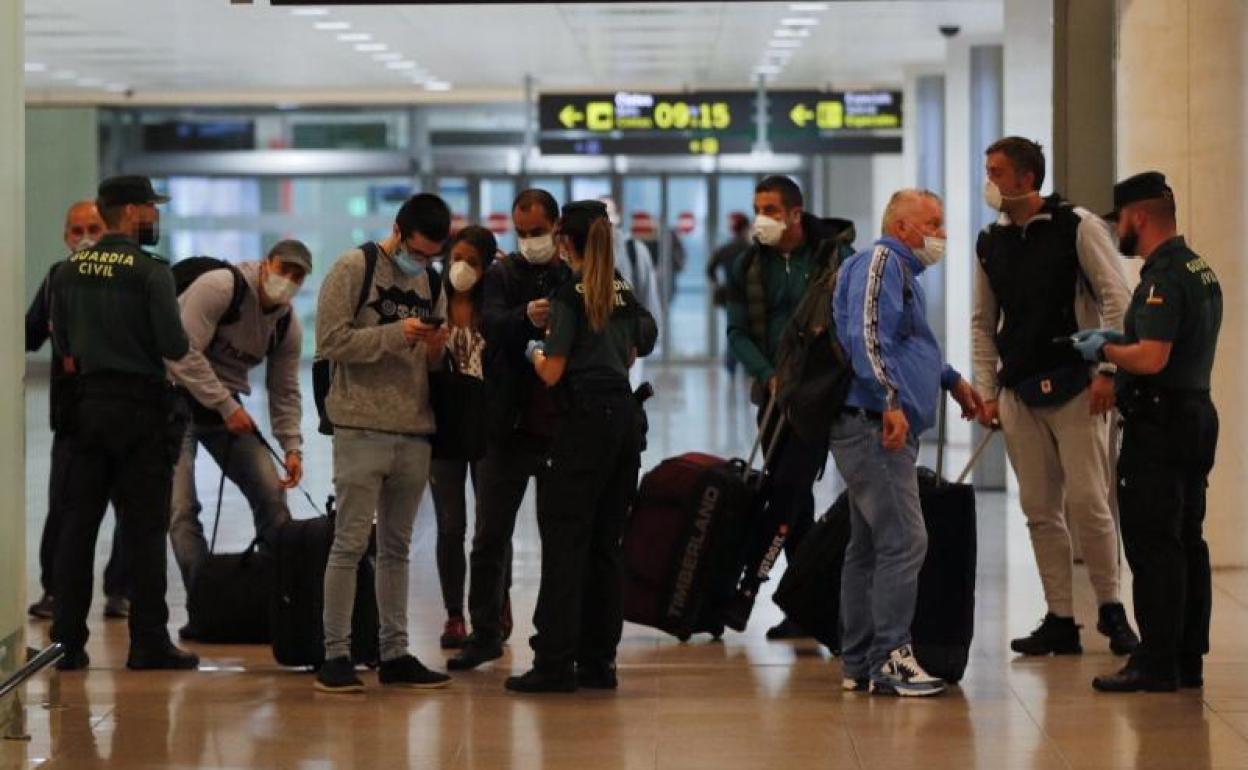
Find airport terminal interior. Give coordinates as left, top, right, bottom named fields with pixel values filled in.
left=2, top=1, right=1248, bottom=768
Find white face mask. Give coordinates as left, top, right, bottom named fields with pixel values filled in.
left=263, top=271, right=300, bottom=305
left=72, top=237, right=96, bottom=252
left=983, top=178, right=1033, bottom=211
left=914, top=235, right=947, bottom=267
left=752, top=215, right=786, bottom=247
left=449, top=260, right=480, bottom=292
left=518, top=234, right=555, bottom=264
left=983, top=179, right=1004, bottom=211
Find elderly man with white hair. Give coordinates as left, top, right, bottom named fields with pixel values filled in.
left=830, top=188, right=983, bottom=697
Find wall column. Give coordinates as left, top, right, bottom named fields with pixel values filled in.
left=0, top=0, right=28, bottom=738
left=1117, top=0, right=1248, bottom=566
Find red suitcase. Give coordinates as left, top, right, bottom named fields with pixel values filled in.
left=623, top=401, right=785, bottom=640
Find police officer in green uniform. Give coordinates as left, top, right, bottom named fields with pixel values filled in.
left=49, top=176, right=200, bottom=671
left=1071, top=172, right=1222, bottom=692
left=504, top=200, right=657, bottom=693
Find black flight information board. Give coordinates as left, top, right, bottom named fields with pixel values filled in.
left=538, top=91, right=755, bottom=156
left=538, top=89, right=903, bottom=157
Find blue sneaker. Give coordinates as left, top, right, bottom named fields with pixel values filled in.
left=869, top=645, right=946, bottom=697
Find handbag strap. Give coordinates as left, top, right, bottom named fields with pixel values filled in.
left=208, top=434, right=235, bottom=554
left=252, top=427, right=324, bottom=517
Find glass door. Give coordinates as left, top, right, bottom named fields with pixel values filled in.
left=664, top=176, right=711, bottom=360
left=710, top=175, right=759, bottom=360
left=478, top=177, right=517, bottom=255
left=619, top=176, right=664, bottom=355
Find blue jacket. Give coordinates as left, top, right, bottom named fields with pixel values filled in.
left=834, top=237, right=960, bottom=436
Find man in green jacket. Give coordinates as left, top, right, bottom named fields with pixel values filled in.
left=726, top=175, right=854, bottom=639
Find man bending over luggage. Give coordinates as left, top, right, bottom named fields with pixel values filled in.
left=726, top=175, right=855, bottom=639
left=166, top=240, right=310, bottom=638
left=831, top=189, right=982, bottom=696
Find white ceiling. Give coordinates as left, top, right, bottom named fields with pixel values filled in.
left=23, top=1, right=1003, bottom=104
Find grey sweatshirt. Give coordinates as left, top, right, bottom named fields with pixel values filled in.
left=166, top=261, right=304, bottom=452
left=315, top=246, right=446, bottom=436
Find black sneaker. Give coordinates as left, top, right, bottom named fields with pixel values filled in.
left=447, top=636, right=503, bottom=671
left=103, top=596, right=130, bottom=619
left=576, top=662, right=618, bottom=690
left=127, top=642, right=199, bottom=671
left=1097, top=603, right=1140, bottom=656
left=505, top=667, right=577, bottom=694
left=315, top=656, right=364, bottom=694
left=765, top=618, right=809, bottom=640
left=1011, top=614, right=1082, bottom=656
left=379, top=654, right=451, bottom=689
left=1092, top=665, right=1177, bottom=693
left=56, top=648, right=89, bottom=671
left=28, top=593, right=55, bottom=620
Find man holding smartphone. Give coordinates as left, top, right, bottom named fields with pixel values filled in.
left=314, top=193, right=452, bottom=693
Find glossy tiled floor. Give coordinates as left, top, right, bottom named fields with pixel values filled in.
left=7, top=365, right=1248, bottom=770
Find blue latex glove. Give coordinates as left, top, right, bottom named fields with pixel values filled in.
left=525, top=339, right=545, bottom=364
left=1072, top=333, right=1108, bottom=362
left=1071, top=328, right=1127, bottom=345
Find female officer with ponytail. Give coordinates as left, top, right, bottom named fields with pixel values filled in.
left=504, top=200, right=657, bottom=694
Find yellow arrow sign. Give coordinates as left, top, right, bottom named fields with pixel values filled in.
left=790, top=103, right=815, bottom=127
left=559, top=104, right=585, bottom=129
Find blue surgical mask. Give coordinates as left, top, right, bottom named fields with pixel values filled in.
left=393, top=249, right=427, bottom=278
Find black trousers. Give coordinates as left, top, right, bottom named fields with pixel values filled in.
left=1117, top=390, right=1218, bottom=678
left=758, top=396, right=822, bottom=561
left=51, top=377, right=185, bottom=651
left=467, top=431, right=547, bottom=643
left=531, top=392, right=642, bottom=671
left=40, top=431, right=128, bottom=598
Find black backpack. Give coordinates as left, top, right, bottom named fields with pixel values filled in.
left=769, top=219, right=858, bottom=448
left=311, top=243, right=442, bottom=436
left=171, top=256, right=292, bottom=355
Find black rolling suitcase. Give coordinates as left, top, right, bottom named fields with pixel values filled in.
left=773, top=405, right=994, bottom=683
left=269, top=495, right=380, bottom=669
left=770, top=497, right=852, bottom=653
left=184, top=463, right=274, bottom=644
left=623, top=399, right=785, bottom=641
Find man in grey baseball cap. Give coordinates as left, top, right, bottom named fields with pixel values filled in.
left=164, top=240, right=313, bottom=630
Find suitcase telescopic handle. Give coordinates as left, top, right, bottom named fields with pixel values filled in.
left=938, top=391, right=998, bottom=485
left=743, top=394, right=787, bottom=485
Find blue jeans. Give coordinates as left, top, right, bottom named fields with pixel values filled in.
left=169, top=424, right=291, bottom=591
left=829, top=412, right=927, bottom=676
left=324, top=429, right=431, bottom=662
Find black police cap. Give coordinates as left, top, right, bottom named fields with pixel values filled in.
left=561, top=199, right=608, bottom=222
left=97, top=175, right=170, bottom=207
left=1106, top=171, right=1172, bottom=221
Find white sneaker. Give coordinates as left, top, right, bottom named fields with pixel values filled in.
left=869, top=644, right=946, bottom=697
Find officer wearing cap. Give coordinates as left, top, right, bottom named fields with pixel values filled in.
left=1072, top=171, right=1222, bottom=692
left=49, top=175, right=201, bottom=671
left=504, top=200, right=657, bottom=693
